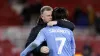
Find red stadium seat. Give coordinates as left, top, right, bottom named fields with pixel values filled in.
left=75, top=40, right=85, bottom=52
left=92, top=40, right=100, bottom=54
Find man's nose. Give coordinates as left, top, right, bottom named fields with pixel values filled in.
left=50, top=16, right=52, bottom=19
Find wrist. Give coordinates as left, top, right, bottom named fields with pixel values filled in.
left=53, top=21, right=57, bottom=25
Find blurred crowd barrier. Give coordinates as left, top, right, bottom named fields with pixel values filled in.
left=0, top=26, right=31, bottom=56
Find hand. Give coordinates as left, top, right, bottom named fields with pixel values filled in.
left=47, top=21, right=57, bottom=26
left=40, top=46, right=49, bottom=54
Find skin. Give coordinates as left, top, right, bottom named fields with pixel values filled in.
left=41, top=10, right=53, bottom=23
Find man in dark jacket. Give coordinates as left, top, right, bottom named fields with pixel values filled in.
left=25, top=6, right=75, bottom=56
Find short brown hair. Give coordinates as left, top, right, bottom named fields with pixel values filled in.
left=40, top=6, right=53, bottom=14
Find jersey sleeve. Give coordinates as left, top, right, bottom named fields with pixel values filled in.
left=33, top=29, right=46, bottom=46
left=20, top=29, right=45, bottom=56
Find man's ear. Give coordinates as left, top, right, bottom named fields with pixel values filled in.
left=41, top=14, right=43, bottom=19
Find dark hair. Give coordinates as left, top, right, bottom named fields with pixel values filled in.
left=52, top=7, right=68, bottom=20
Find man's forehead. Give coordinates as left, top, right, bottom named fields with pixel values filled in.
left=43, top=11, right=52, bottom=14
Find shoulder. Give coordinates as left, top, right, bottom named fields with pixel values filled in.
left=40, top=26, right=51, bottom=32
left=40, top=27, right=47, bottom=31
left=31, top=25, right=44, bottom=31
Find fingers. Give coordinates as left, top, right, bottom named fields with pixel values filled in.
left=47, top=21, right=57, bottom=26
left=40, top=46, right=49, bottom=54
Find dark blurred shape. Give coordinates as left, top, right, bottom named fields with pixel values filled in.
left=82, top=41, right=92, bottom=56
left=97, top=54, right=100, bottom=56
left=17, top=0, right=27, bottom=4
left=21, top=3, right=42, bottom=25
left=73, top=6, right=89, bottom=26
left=94, top=12, right=100, bottom=34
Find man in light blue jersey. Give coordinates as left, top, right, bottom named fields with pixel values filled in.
left=20, top=7, right=76, bottom=56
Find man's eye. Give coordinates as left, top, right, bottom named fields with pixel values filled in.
left=47, top=15, right=50, bottom=16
